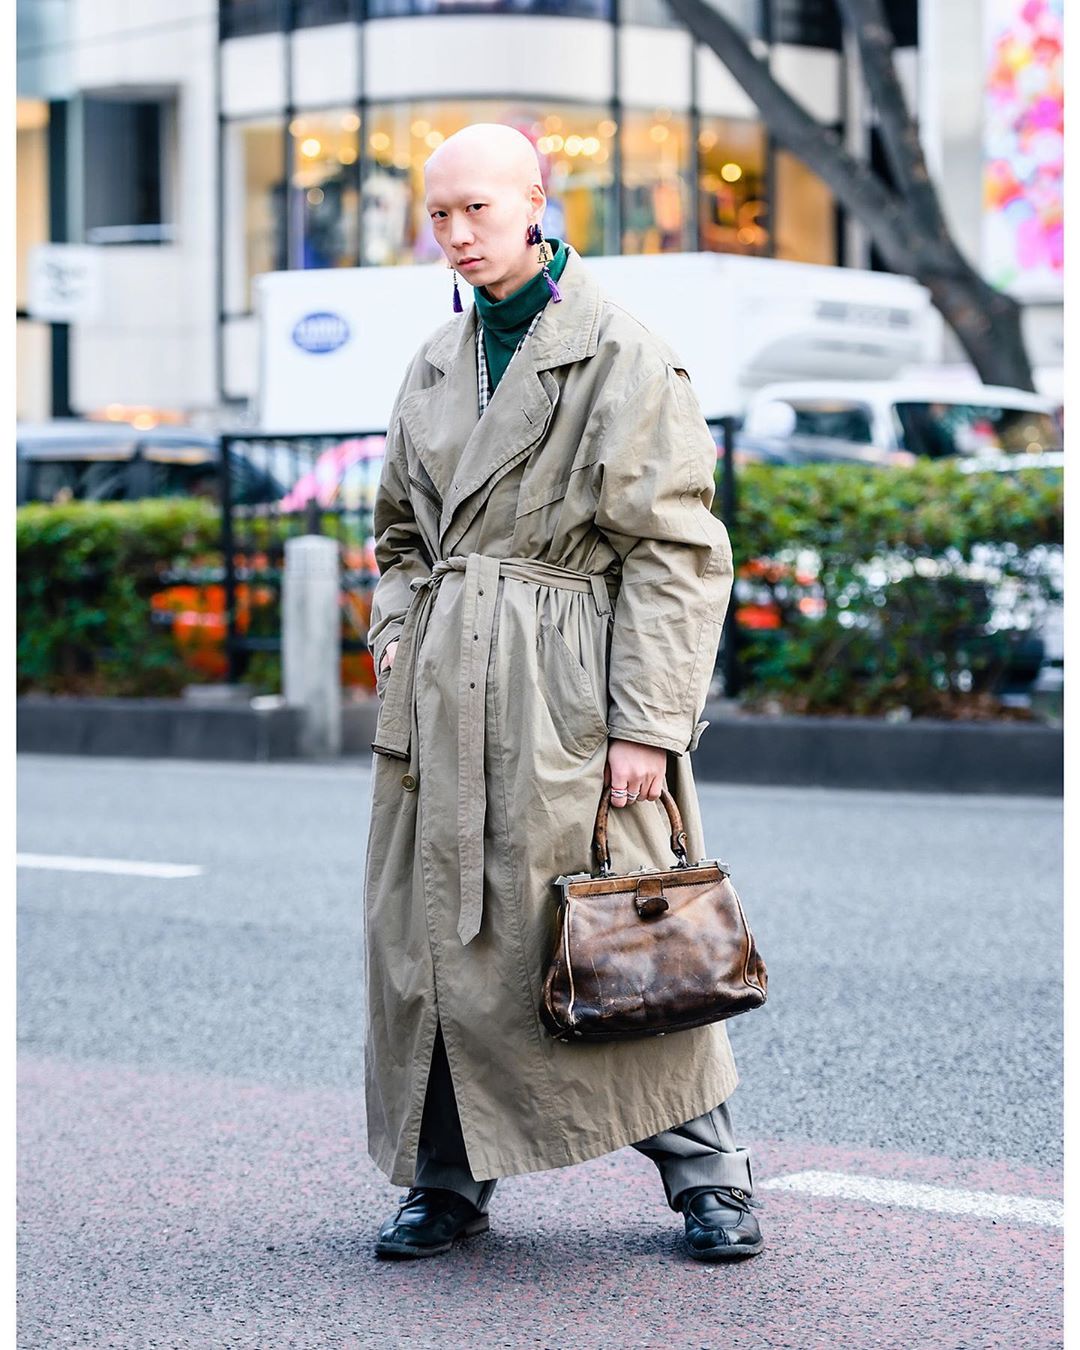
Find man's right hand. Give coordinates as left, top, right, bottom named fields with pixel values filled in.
left=380, top=639, right=400, bottom=674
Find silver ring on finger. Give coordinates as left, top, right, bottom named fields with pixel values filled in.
left=626, top=792, right=640, bottom=801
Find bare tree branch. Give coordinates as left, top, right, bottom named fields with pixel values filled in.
left=659, top=0, right=1035, bottom=389
left=833, top=0, right=946, bottom=238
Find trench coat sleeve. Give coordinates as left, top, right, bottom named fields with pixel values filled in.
left=593, top=362, right=734, bottom=754
left=367, top=366, right=434, bottom=679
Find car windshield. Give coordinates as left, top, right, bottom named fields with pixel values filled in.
left=894, top=402, right=1061, bottom=458
left=786, top=401, right=875, bottom=444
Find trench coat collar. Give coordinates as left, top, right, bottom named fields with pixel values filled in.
left=400, top=249, right=604, bottom=553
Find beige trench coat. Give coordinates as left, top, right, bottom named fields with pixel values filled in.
left=364, top=246, right=738, bottom=1186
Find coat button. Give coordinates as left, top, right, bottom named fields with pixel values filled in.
left=401, top=773, right=417, bottom=791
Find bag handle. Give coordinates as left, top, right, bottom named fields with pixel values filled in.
left=593, top=784, right=689, bottom=877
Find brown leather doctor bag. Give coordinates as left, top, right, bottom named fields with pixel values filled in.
left=540, top=784, right=767, bottom=1043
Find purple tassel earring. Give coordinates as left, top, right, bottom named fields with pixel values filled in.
left=527, top=222, right=562, bottom=303
left=449, top=262, right=463, bottom=313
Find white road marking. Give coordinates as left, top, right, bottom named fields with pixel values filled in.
left=16, top=853, right=203, bottom=879
left=760, top=1170, right=1063, bottom=1228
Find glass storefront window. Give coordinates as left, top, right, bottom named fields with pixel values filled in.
left=288, top=110, right=361, bottom=270
left=361, top=102, right=617, bottom=265
left=773, top=149, right=836, bottom=265
left=220, top=0, right=284, bottom=39
left=296, top=0, right=357, bottom=24
left=620, top=0, right=756, bottom=31
left=367, top=0, right=609, bottom=16
left=697, top=117, right=769, bottom=255
left=621, top=109, right=692, bottom=254
left=224, top=118, right=286, bottom=313
left=619, top=0, right=677, bottom=26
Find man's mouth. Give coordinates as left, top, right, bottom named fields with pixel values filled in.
left=458, top=257, right=482, bottom=268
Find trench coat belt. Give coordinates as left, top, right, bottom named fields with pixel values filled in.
left=371, top=552, right=616, bottom=946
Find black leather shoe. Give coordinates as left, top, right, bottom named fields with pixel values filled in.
left=374, top=1187, right=490, bottom=1259
left=679, top=1185, right=764, bottom=1261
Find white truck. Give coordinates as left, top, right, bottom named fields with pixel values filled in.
left=255, top=251, right=941, bottom=434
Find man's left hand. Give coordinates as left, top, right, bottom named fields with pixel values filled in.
left=606, top=738, right=668, bottom=808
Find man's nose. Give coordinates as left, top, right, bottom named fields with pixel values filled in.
left=449, top=213, right=475, bottom=247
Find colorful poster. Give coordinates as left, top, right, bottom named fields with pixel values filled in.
left=982, top=0, right=1064, bottom=299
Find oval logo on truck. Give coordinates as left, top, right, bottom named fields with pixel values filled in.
left=292, top=311, right=350, bottom=354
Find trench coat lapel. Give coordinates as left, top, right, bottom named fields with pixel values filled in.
left=398, top=307, right=479, bottom=506
left=399, top=250, right=606, bottom=557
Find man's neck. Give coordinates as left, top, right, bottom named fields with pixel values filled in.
left=482, top=259, right=543, bottom=303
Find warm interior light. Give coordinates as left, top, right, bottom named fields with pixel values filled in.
left=132, top=413, right=157, bottom=430
left=698, top=129, right=718, bottom=149
left=650, top=124, right=669, bottom=143
left=339, top=146, right=357, bottom=164
left=341, top=112, right=360, bottom=132
left=721, top=162, right=743, bottom=182
left=425, top=130, right=444, bottom=147
left=300, top=137, right=322, bottom=157
left=411, top=119, right=430, bottom=137
left=370, top=131, right=391, bottom=152
left=598, top=119, right=617, bottom=138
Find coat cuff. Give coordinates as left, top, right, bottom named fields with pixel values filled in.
left=606, top=725, right=690, bottom=756
left=606, top=719, right=711, bottom=757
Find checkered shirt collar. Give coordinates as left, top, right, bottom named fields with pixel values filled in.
left=476, top=309, right=545, bottom=416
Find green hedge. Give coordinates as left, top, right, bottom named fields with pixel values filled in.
left=724, top=459, right=1063, bottom=717
left=17, top=500, right=221, bottom=696
left=17, top=462, right=1065, bottom=716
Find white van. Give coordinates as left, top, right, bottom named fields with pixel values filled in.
left=742, top=380, right=1062, bottom=463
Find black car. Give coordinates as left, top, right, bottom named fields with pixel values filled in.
left=16, top=422, right=285, bottom=506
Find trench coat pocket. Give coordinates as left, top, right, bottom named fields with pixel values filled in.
left=374, top=642, right=395, bottom=700
left=515, top=475, right=572, bottom=520
left=537, top=621, right=609, bottom=755
left=515, top=454, right=599, bottom=520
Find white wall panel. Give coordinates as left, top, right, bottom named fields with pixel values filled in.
left=365, top=16, right=612, bottom=104
left=60, top=0, right=219, bottom=413
left=893, top=47, right=919, bottom=121
left=221, top=33, right=288, bottom=116
left=769, top=44, right=840, bottom=124
left=224, top=315, right=260, bottom=402
left=619, top=27, right=691, bottom=111
left=292, top=23, right=360, bottom=108
left=695, top=46, right=757, bottom=119
left=71, top=248, right=217, bottom=409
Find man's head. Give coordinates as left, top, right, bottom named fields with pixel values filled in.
left=424, top=123, right=548, bottom=302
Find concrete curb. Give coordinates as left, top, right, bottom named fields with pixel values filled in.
left=16, top=695, right=1063, bottom=795
left=692, top=710, right=1063, bottom=796
left=16, top=696, right=304, bottom=762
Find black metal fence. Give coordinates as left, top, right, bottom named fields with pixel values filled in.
left=218, top=430, right=385, bottom=684
left=218, top=419, right=741, bottom=693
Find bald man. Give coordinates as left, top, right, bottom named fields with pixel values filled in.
left=364, top=122, right=763, bottom=1263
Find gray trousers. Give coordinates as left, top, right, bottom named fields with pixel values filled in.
left=415, top=1022, right=754, bottom=1213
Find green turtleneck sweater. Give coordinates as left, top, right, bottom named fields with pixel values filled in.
left=473, top=238, right=569, bottom=392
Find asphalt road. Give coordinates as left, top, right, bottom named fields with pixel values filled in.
left=17, top=754, right=1063, bottom=1349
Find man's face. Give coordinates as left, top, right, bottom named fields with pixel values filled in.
left=424, top=160, right=538, bottom=299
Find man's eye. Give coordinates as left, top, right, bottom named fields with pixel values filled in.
left=467, top=203, right=485, bottom=212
